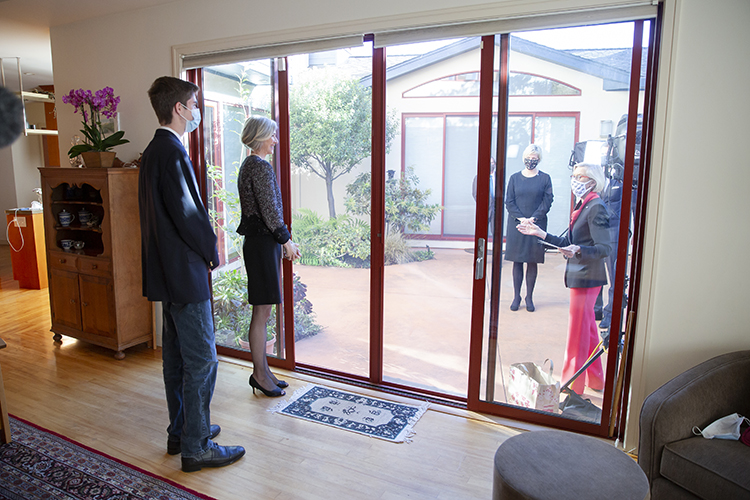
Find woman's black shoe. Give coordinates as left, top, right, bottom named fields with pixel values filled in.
left=276, top=380, right=289, bottom=389
left=510, top=296, right=521, bottom=311
left=525, top=297, right=535, bottom=312
left=249, top=374, right=285, bottom=397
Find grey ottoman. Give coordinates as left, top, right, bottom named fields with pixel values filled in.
left=493, top=430, right=648, bottom=500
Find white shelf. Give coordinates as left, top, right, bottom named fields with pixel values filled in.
left=21, top=91, right=55, bottom=103
left=26, top=129, right=58, bottom=136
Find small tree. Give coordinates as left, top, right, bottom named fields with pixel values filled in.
left=345, top=166, right=442, bottom=234
left=289, top=67, right=397, bottom=218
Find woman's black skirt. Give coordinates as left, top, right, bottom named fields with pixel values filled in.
left=243, top=233, right=282, bottom=305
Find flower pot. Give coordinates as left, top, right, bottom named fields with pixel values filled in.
left=81, top=151, right=116, bottom=168
left=237, top=338, right=275, bottom=354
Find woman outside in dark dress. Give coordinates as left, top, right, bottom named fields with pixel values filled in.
left=517, top=163, right=611, bottom=394
left=237, top=116, right=300, bottom=398
left=504, top=144, right=554, bottom=312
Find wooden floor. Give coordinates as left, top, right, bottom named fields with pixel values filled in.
left=0, top=245, right=521, bottom=499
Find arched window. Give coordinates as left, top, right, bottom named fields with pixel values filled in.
left=403, top=71, right=580, bottom=97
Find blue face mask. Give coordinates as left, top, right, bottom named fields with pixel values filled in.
left=180, top=103, right=201, bottom=133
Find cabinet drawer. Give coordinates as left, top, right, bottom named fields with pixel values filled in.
left=49, top=251, right=78, bottom=271
left=78, top=257, right=111, bottom=277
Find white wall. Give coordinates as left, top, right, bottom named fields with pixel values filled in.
left=626, top=0, right=750, bottom=449
left=0, top=98, right=50, bottom=244
left=0, top=147, right=18, bottom=227
left=47, top=0, right=750, bottom=452
left=0, top=132, right=45, bottom=244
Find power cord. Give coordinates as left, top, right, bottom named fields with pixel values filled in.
left=6, top=208, right=25, bottom=253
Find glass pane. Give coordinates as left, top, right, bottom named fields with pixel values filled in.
left=203, top=60, right=284, bottom=355
left=482, top=23, right=643, bottom=424
left=403, top=116, right=444, bottom=235
left=383, top=38, right=481, bottom=397
left=287, top=45, right=375, bottom=377
left=444, top=115, right=479, bottom=236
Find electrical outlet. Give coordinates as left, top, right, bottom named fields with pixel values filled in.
left=14, top=218, right=26, bottom=227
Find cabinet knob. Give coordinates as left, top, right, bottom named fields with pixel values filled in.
left=82, top=302, right=89, bottom=307
left=70, top=299, right=76, bottom=304
left=91, top=265, right=97, bottom=269
left=59, top=259, right=66, bottom=264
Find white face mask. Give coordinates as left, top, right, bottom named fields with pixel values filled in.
left=180, top=103, right=201, bottom=134
left=571, top=177, right=593, bottom=199
left=693, top=413, right=750, bottom=440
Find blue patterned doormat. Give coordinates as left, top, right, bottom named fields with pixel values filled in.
left=270, top=384, right=429, bottom=443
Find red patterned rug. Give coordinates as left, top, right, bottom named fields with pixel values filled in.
left=0, top=416, right=216, bottom=500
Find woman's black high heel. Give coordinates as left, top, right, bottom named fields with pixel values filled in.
left=249, top=375, right=285, bottom=397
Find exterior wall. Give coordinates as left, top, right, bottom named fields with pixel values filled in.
left=508, top=51, right=637, bottom=141
left=383, top=45, right=640, bottom=240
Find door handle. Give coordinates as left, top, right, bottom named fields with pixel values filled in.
left=475, top=238, right=486, bottom=280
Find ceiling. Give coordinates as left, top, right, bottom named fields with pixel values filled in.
left=0, top=0, right=175, bottom=90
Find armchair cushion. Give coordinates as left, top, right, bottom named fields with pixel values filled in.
left=661, top=437, right=750, bottom=499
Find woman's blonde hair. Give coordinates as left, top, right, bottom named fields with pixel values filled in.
left=573, top=163, right=606, bottom=193
left=241, top=115, right=277, bottom=152
left=523, top=144, right=543, bottom=161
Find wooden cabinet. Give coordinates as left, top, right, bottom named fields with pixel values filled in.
left=39, top=167, right=152, bottom=359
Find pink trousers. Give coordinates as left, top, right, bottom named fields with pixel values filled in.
left=563, top=286, right=604, bottom=394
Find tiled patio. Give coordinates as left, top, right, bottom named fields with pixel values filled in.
left=292, top=247, right=614, bottom=410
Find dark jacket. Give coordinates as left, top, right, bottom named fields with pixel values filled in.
left=544, top=195, right=611, bottom=288
left=138, top=129, right=219, bottom=303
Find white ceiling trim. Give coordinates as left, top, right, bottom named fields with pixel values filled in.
left=172, top=0, right=658, bottom=74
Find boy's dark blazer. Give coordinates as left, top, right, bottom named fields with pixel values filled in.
left=139, top=129, right=219, bottom=304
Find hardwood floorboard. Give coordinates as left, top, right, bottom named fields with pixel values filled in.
left=0, top=245, right=520, bottom=499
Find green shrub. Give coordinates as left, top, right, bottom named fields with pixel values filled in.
left=345, top=166, right=442, bottom=234
left=293, top=208, right=370, bottom=268
left=212, top=268, right=321, bottom=346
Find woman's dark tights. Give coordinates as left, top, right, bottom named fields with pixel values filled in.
left=511, top=262, right=538, bottom=311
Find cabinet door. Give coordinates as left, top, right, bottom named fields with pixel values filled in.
left=49, top=267, right=81, bottom=330
left=79, top=274, right=115, bottom=338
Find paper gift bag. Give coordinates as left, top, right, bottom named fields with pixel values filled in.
left=508, top=360, right=560, bottom=413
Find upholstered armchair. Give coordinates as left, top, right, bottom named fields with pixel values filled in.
left=638, top=350, right=750, bottom=499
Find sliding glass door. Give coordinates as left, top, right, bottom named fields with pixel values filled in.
left=381, top=39, right=482, bottom=399
left=194, top=13, right=658, bottom=435
left=202, top=59, right=290, bottom=361
left=473, top=21, right=652, bottom=433
left=285, top=44, right=375, bottom=378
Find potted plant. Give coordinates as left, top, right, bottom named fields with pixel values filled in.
left=233, top=309, right=278, bottom=354
left=61, top=87, right=129, bottom=167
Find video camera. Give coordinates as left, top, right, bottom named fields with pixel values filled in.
left=568, top=135, right=625, bottom=183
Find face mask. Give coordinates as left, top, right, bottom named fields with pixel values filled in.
left=571, top=177, right=593, bottom=199
left=524, top=158, right=539, bottom=170
left=180, top=103, right=201, bottom=134
left=693, top=413, right=750, bottom=440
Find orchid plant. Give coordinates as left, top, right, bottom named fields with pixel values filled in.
left=61, top=87, right=129, bottom=158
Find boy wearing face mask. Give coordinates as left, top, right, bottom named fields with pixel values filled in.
left=139, top=76, right=245, bottom=472
left=517, top=162, right=611, bottom=395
